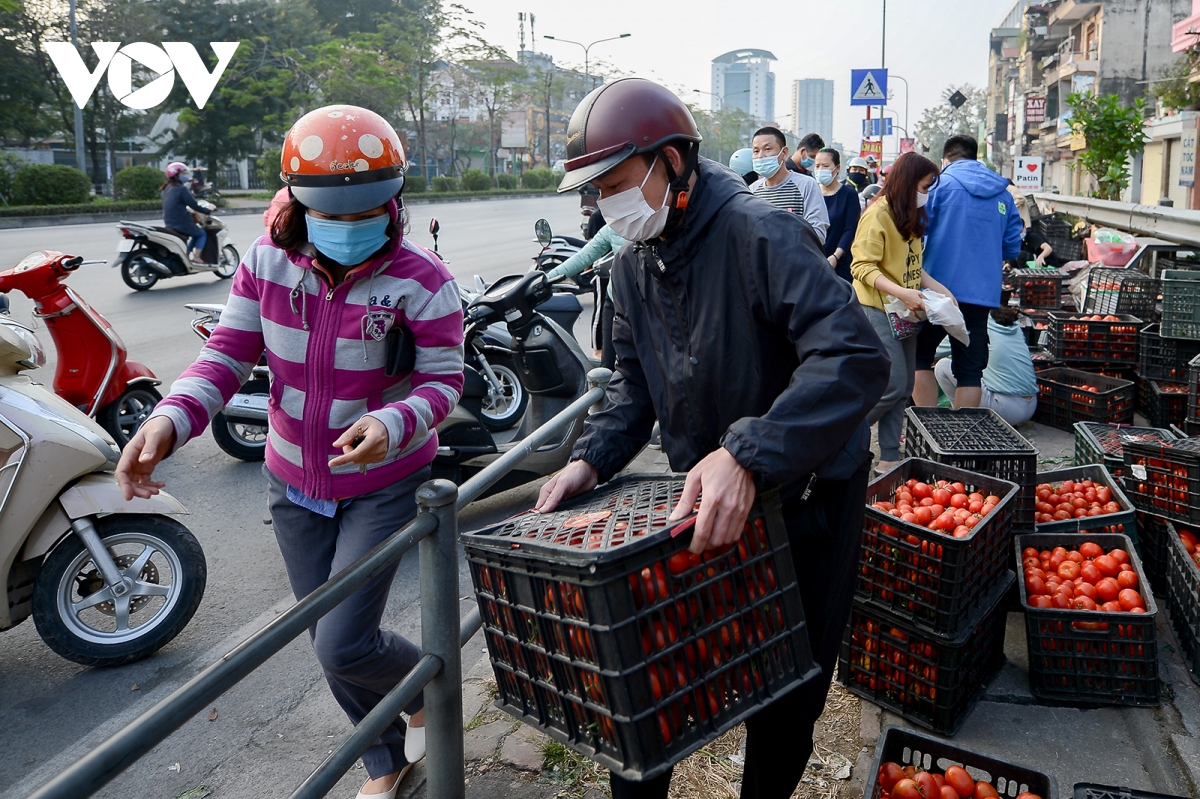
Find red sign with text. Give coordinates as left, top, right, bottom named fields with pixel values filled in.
left=1025, top=96, right=1047, bottom=125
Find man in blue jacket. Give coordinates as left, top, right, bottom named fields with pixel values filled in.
left=913, top=135, right=1024, bottom=409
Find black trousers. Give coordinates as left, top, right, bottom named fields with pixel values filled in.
left=609, top=469, right=869, bottom=799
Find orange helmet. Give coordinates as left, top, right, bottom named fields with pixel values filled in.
left=280, top=105, right=406, bottom=215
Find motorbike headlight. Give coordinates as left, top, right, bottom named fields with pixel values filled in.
left=0, top=320, right=46, bottom=369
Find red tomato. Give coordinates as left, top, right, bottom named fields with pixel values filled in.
left=1118, top=589, right=1144, bottom=611
left=976, top=782, right=1001, bottom=799
left=940, top=786, right=960, bottom=799
left=1058, top=561, right=1081, bottom=581
left=944, top=766, right=975, bottom=799
left=912, top=482, right=932, bottom=499
left=1075, top=582, right=1098, bottom=601
left=1080, top=542, right=1103, bottom=559
left=1025, top=575, right=1047, bottom=596
left=878, top=762, right=905, bottom=792
left=1080, top=562, right=1102, bottom=584
left=1023, top=547, right=1040, bottom=560
left=1117, top=570, right=1139, bottom=590
left=914, top=772, right=939, bottom=799
left=1016, top=794, right=1045, bottom=799
left=1072, top=595, right=1097, bottom=611
left=1100, top=600, right=1123, bottom=613
left=1110, top=548, right=1130, bottom=565
left=1029, top=595, right=1053, bottom=609
left=1094, top=555, right=1120, bottom=578
left=1096, top=577, right=1120, bottom=602
left=667, top=551, right=691, bottom=576
left=892, top=779, right=922, bottom=799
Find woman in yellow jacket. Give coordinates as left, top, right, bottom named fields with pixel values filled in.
left=851, top=153, right=955, bottom=473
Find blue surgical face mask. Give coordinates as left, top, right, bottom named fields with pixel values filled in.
left=814, top=168, right=834, bottom=186
left=305, top=212, right=390, bottom=266
left=752, top=151, right=784, bottom=179
left=800, top=156, right=815, bottom=169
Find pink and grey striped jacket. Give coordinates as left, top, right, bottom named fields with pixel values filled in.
left=150, top=222, right=465, bottom=500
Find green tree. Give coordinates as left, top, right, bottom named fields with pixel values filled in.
left=0, top=3, right=54, bottom=143
left=462, top=58, right=529, bottom=176
left=913, top=85, right=987, bottom=159
left=1066, top=91, right=1146, bottom=201
left=691, top=104, right=758, bottom=167
left=1152, top=51, right=1200, bottom=113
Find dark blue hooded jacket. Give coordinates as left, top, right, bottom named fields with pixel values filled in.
left=923, top=159, right=1024, bottom=307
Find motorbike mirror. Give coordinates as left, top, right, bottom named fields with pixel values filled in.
left=429, top=218, right=440, bottom=236
left=534, top=218, right=553, bottom=247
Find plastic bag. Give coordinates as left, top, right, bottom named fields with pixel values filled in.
left=921, top=289, right=970, bottom=346
left=1092, top=228, right=1135, bottom=245
left=883, top=294, right=925, bottom=322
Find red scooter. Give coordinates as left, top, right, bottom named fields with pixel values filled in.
left=0, top=250, right=161, bottom=447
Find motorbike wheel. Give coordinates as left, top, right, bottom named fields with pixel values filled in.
left=32, top=514, right=207, bottom=667
left=120, top=254, right=159, bottom=291
left=479, top=356, right=528, bottom=431
left=215, top=244, right=239, bottom=279
left=210, top=378, right=268, bottom=461
left=97, top=385, right=162, bottom=448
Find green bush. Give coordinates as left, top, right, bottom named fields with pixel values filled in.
left=0, top=199, right=160, bottom=217
left=404, top=173, right=427, bottom=193
left=13, top=163, right=92, bottom=206
left=520, top=168, right=551, bottom=189
left=0, top=153, right=28, bottom=205
left=495, top=173, right=518, bottom=190
left=431, top=176, right=459, bottom=192
left=113, top=165, right=164, bottom=200
left=460, top=169, right=494, bottom=192
left=257, top=149, right=284, bottom=190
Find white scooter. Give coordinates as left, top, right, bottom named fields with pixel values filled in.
left=109, top=201, right=239, bottom=291
left=0, top=315, right=206, bottom=667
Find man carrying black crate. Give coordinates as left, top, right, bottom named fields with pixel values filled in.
left=535, top=77, right=891, bottom=799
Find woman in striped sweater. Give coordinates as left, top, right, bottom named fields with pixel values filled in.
left=116, top=106, right=465, bottom=799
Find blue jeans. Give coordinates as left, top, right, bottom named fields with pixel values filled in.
left=188, top=228, right=207, bottom=255
left=264, top=465, right=429, bottom=779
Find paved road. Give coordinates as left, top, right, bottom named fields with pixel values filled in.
left=0, top=195, right=586, bottom=799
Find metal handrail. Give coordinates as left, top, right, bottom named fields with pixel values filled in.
left=26, top=367, right=613, bottom=799
left=1034, top=192, right=1200, bottom=246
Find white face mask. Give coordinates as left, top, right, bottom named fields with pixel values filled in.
left=917, top=190, right=929, bottom=208
left=814, top=168, right=835, bottom=186
left=596, top=156, right=672, bottom=242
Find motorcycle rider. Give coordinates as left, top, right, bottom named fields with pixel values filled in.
left=535, top=78, right=889, bottom=799
left=161, top=162, right=210, bottom=264
left=116, top=106, right=465, bottom=799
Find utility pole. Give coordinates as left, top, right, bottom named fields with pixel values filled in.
left=69, top=0, right=86, bottom=183
left=881, top=0, right=887, bottom=72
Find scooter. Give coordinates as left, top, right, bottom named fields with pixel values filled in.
left=431, top=222, right=597, bottom=495
left=0, top=312, right=206, bottom=667
left=0, top=251, right=162, bottom=448
left=109, top=200, right=238, bottom=291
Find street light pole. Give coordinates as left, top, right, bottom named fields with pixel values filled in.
left=543, top=34, right=631, bottom=91
left=881, top=0, right=887, bottom=71
left=69, top=0, right=86, bottom=182
left=890, top=74, right=910, bottom=135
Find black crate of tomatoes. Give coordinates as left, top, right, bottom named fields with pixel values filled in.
left=1083, top=267, right=1160, bottom=322
left=1138, top=324, right=1200, bottom=382
left=1165, top=524, right=1200, bottom=686
left=1016, top=533, right=1159, bottom=706
left=1046, top=312, right=1142, bottom=365
left=1121, top=436, right=1200, bottom=524
left=1020, top=311, right=1050, bottom=348
left=1013, top=268, right=1068, bottom=311
left=1139, top=379, right=1189, bottom=429
left=1187, top=352, right=1200, bottom=421
left=861, top=459, right=1019, bottom=634
left=1034, top=368, right=1135, bottom=430
left=1132, top=511, right=1180, bottom=595
left=461, top=475, right=817, bottom=781
left=1159, top=269, right=1200, bottom=340
left=1073, top=421, right=1176, bottom=478
left=868, top=726, right=1056, bottom=799
left=903, top=407, right=1039, bottom=534
left=838, top=573, right=1013, bottom=735
left=1032, top=467, right=1134, bottom=537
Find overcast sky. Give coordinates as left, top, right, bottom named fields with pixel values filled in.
left=467, top=0, right=1017, bottom=154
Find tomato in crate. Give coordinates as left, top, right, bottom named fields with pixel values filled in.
left=1139, top=324, right=1200, bottom=381
left=1165, top=521, right=1200, bottom=686
left=1122, top=436, right=1200, bottom=524
left=1012, top=268, right=1067, bottom=311
left=860, top=458, right=1018, bottom=634
left=1072, top=421, right=1175, bottom=479
left=1046, top=312, right=1142, bottom=365
left=1015, top=533, right=1160, bottom=706
left=1034, top=368, right=1134, bottom=430
left=1032, top=466, right=1135, bottom=543
left=462, top=475, right=817, bottom=781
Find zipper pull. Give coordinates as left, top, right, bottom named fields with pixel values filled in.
left=800, top=472, right=818, bottom=502
left=326, top=286, right=334, bottom=301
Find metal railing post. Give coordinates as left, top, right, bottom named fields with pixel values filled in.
left=587, top=367, right=612, bottom=415
left=416, top=479, right=464, bottom=799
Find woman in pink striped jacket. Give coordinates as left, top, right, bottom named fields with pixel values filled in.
left=116, top=106, right=465, bottom=799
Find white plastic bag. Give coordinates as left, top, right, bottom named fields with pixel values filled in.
left=921, top=289, right=970, bottom=346
left=883, top=294, right=925, bottom=322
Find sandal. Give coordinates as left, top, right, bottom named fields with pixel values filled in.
left=355, top=763, right=412, bottom=799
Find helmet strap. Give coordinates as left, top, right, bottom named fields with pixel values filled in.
left=655, top=142, right=699, bottom=239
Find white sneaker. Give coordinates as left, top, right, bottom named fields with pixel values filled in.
left=355, top=762, right=412, bottom=799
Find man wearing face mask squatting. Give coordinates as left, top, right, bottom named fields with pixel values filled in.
left=749, top=127, right=830, bottom=246
left=536, top=78, right=890, bottom=799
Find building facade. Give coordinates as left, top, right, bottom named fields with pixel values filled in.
left=711, top=49, right=776, bottom=123
left=987, top=0, right=1190, bottom=200
left=793, top=78, right=834, bottom=142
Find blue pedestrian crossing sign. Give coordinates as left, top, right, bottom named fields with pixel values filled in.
left=851, top=69, right=888, bottom=106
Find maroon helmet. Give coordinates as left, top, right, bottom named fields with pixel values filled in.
left=558, top=78, right=702, bottom=193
